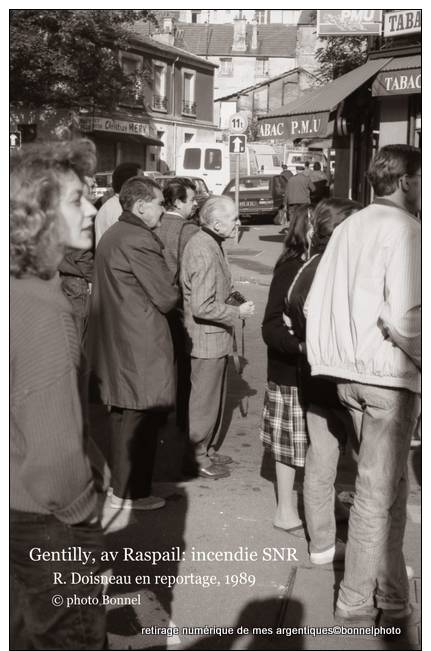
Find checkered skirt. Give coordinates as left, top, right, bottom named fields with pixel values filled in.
left=260, top=381, right=308, bottom=467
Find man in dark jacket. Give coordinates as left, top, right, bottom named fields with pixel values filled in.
left=156, top=178, right=199, bottom=435
left=88, top=176, right=179, bottom=511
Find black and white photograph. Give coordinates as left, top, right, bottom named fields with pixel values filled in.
left=9, top=6, right=422, bottom=650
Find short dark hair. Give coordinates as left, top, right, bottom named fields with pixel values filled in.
left=313, top=162, right=321, bottom=171
left=311, top=197, right=362, bottom=254
left=367, top=145, right=421, bottom=197
left=112, top=162, right=141, bottom=193
left=163, top=178, right=196, bottom=210
left=304, top=161, right=310, bottom=168
left=119, top=176, right=161, bottom=211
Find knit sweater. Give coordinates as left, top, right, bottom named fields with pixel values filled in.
left=10, top=275, right=97, bottom=524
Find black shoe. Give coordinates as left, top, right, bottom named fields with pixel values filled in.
left=198, top=463, right=231, bottom=479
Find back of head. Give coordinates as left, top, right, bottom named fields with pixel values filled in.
left=276, top=204, right=312, bottom=267
left=10, top=139, right=96, bottom=279
left=367, top=145, right=421, bottom=197
left=112, top=162, right=142, bottom=193
left=119, top=176, right=160, bottom=212
left=199, top=195, right=235, bottom=227
left=311, top=197, right=362, bottom=254
left=163, top=178, right=196, bottom=210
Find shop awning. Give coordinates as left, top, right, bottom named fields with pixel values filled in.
left=372, top=54, right=421, bottom=96
left=257, top=58, right=391, bottom=140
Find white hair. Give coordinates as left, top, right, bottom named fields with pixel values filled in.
left=199, top=195, right=236, bottom=226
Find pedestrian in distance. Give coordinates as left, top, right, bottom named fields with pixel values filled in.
left=94, top=161, right=141, bottom=246
left=88, top=176, right=179, bottom=511
left=282, top=168, right=314, bottom=235
left=10, top=139, right=107, bottom=649
left=260, top=204, right=313, bottom=532
left=181, top=196, right=255, bottom=478
left=305, top=145, right=421, bottom=628
left=286, top=197, right=362, bottom=563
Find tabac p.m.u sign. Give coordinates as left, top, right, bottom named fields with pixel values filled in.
left=229, top=135, right=247, bottom=154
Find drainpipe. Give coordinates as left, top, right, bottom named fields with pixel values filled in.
left=171, top=56, right=180, bottom=171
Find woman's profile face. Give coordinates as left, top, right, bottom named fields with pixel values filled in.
left=58, top=170, right=97, bottom=249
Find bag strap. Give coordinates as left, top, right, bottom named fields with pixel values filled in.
left=286, top=254, right=319, bottom=305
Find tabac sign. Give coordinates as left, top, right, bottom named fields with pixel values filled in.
left=79, top=116, right=151, bottom=137
left=372, top=69, right=421, bottom=96
left=383, top=10, right=421, bottom=37
left=317, top=10, right=382, bottom=36
left=258, top=112, right=329, bottom=140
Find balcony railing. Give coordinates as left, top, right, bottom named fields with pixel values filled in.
left=182, top=100, right=197, bottom=116
left=152, top=95, right=168, bottom=111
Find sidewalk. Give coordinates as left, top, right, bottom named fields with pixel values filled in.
left=91, top=233, right=421, bottom=650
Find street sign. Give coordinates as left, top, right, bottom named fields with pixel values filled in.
left=10, top=131, right=21, bottom=149
left=229, top=134, right=247, bottom=154
left=229, top=112, right=248, bottom=134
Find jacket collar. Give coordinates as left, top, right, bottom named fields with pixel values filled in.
left=118, top=210, right=164, bottom=248
left=373, top=197, right=419, bottom=221
left=201, top=225, right=224, bottom=248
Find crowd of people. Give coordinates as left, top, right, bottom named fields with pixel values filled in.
left=10, top=139, right=420, bottom=648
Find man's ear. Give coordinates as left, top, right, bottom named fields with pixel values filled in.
left=399, top=175, right=410, bottom=193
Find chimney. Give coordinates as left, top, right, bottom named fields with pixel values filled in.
left=151, top=15, right=175, bottom=46
left=232, top=18, right=247, bottom=52
left=163, top=17, right=173, bottom=33
left=251, top=20, right=258, bottom=50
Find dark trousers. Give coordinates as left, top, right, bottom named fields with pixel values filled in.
left=109, top=408, right=163, bottom=499
left=10, top=510, right=107, bottom=650
left=167, top=310, right=192, bottom=433
left=188, top=356, right=228, bottom=468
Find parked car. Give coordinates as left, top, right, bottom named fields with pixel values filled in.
left=94, top=171, right=113, bottom=201
left=156, top=175, right=211, bottom=223
left=222, top=174, right=287, bottom=223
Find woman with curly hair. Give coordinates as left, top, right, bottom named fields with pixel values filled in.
left=10, top=139, right=107, bottom=649
left=287, top=197, right=362, bottom=565
left=260, top=204, right=313, bottom=532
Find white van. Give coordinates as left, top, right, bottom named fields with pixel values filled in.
left=248, top=143, right=282, bottom=175
left=176, top=142, right=280, bottom=194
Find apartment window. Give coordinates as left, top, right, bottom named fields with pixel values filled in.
left=182, top=69, right=196, bottom=116
left=255, top=57, right=269, bottom=77
left=191, top=11, right=200, bottom=23
left=120, top=52, right=144, bottom=106
left=255, top=10, right=271, bottom=24
left=152, top=61, right=168, bottom=112
left=219, top=58, right=233, bottom=77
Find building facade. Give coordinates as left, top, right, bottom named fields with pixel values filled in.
left=214, top=67, right=320, bottom=131
left=10, top=25, right=219, bottom=173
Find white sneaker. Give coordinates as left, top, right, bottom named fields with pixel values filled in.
left=310, top=542, right=345, bottom=565
left=110, top=495, right=166, bottom=511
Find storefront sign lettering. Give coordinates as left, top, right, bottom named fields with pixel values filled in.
left=372, top=70, right=421, bottom=96
left=79, top=116, right=151, bottom=136
left=317, top=9, right=382, bottom=36
left=383, top=10, right=421, bottom=37
left=258, top=112, right=329, bottom=140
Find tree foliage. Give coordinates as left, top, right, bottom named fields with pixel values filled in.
left=10, top=10, right=156, bottom=110
left=316, top=36, right=368, bottom=81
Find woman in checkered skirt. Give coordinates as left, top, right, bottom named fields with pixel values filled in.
left=260, top=205, right=312, bottom=533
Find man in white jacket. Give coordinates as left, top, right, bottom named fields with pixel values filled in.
left=305, top=145, right=421, bottom=627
